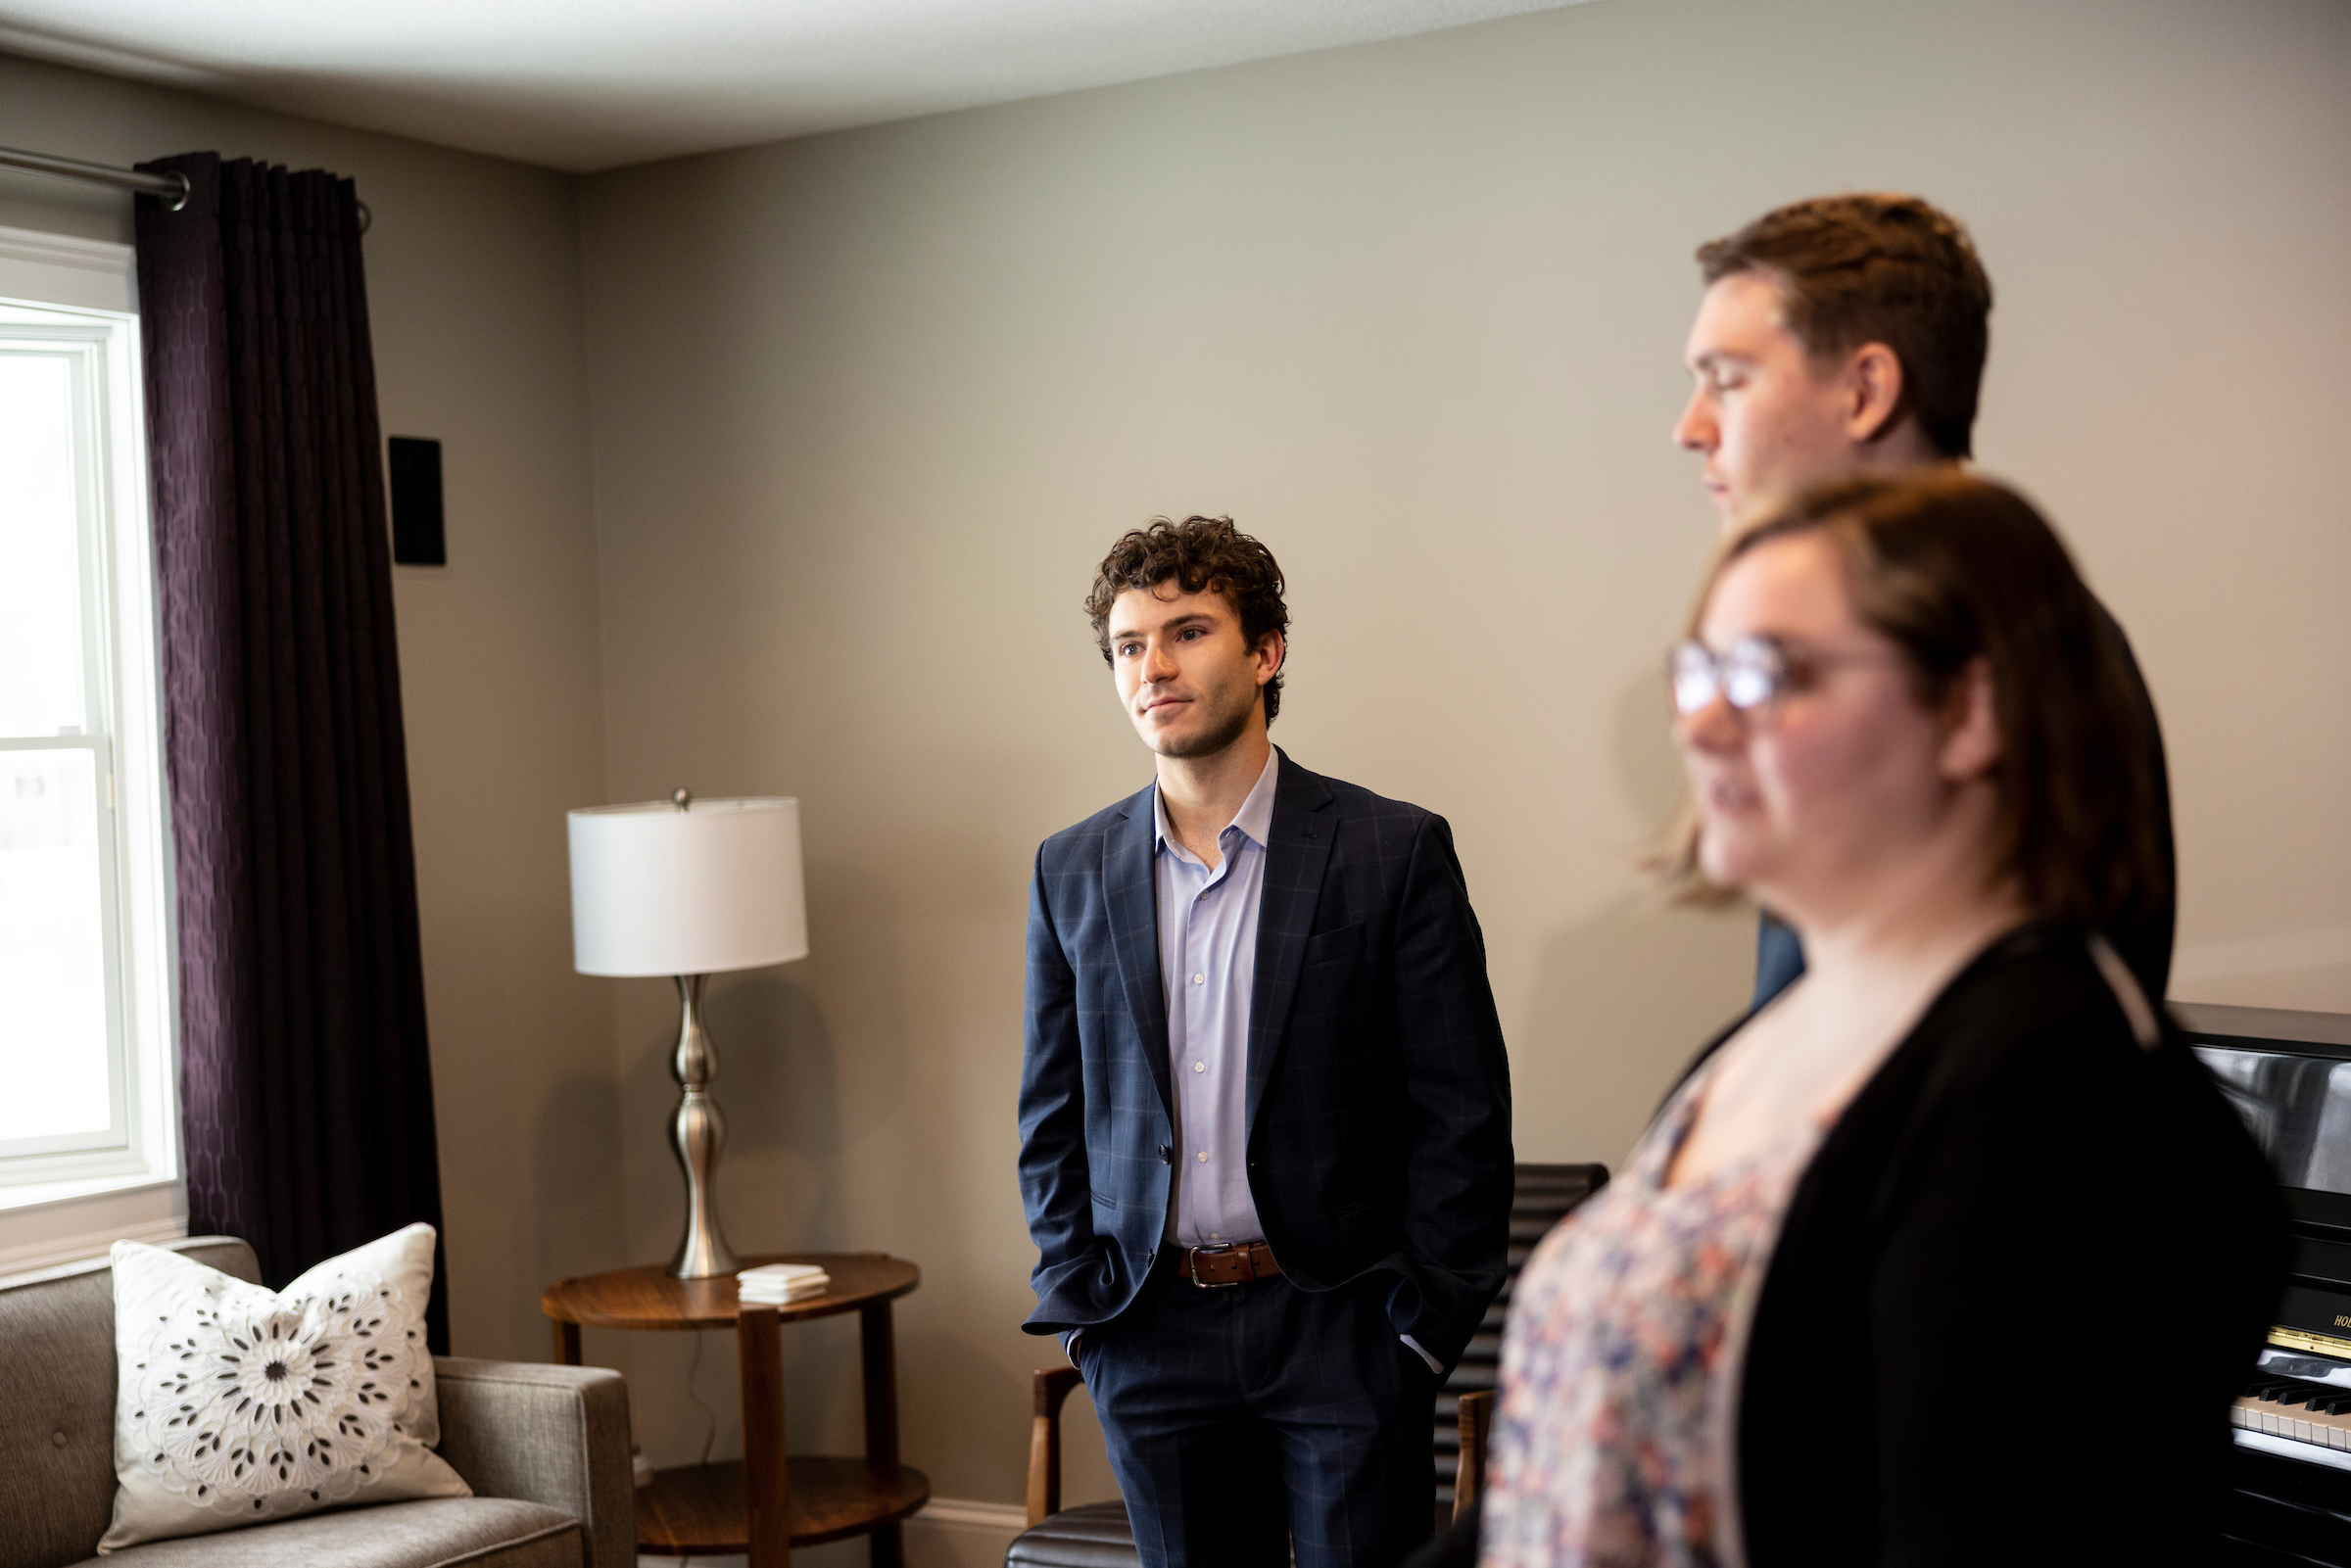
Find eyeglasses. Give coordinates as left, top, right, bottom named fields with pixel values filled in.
left=1667, top=636, right=1898, bottom=718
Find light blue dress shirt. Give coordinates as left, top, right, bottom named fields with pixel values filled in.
left=1153, top=748, right=1278, bottom=1249
left=1055, top=751, right=1440, bottom=1374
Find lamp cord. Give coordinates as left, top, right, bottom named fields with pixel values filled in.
left=672, top=1332, right=722, bottom=1566
left=686, top=1331, right=719, bottom=1467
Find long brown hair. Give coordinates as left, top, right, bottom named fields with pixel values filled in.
left=1659, top=471, right=2169, bottom=933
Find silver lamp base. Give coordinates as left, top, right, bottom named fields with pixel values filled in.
left=666, top=974, right=741, bottom=1278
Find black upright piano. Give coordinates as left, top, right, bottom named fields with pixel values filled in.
left=2182, top=1003, right=2351, bottom=1564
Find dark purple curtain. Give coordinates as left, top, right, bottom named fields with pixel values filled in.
left=133, top=152, right=446, bottom=1351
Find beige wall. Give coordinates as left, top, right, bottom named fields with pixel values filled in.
left=577, top=0, right=2351, bottom=1511
left=3, top=0, right=2347, bottom=1534
left=0, top=55, right=626, bottom=1373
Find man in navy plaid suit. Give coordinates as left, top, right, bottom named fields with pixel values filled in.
left=1017, top=514, right=1513, bottom=1568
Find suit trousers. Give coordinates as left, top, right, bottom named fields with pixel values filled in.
left=1078, top=1260, right=1439, bottom=1568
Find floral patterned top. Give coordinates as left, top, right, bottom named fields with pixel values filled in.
left=1477, top=1059, right=1830, bottom=1568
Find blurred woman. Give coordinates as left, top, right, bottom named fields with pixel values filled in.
left=1474, top=472, right=2282, bottom=1567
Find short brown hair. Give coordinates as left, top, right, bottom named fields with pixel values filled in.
left=1086, top=515, right=1291, bottom=725
left=1698, top=195, right=1992, bottom=459
left=1661, top=472, right=2168, bottom=933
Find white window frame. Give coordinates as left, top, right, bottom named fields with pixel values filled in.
left=0, top=224, right=178, bottom=1212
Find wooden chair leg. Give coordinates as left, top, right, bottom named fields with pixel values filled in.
left=1453, top=1390, right=1494, bottom=1523
left=1027, top=1365, right=1084, bottom=1527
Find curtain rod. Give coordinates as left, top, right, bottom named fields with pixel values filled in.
left=0, top=144, right=371, bottom=232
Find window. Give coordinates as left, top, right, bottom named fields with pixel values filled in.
left=0, top=228, right=175, bottom=1208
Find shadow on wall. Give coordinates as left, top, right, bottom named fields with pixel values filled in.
left=613, top=966, right=852, bottom=1263
left=896, top=1321, right=1070, bottom=1506
left=1512, top=665, right=1755, bottom=1165
left=529, top=1071, right=636, bottom=1398
left=2175, top=961, right=2351, bottom=1015
left=701, top=969, right=853, bottom=1257
left=1609, top=653, right=1687, bottom=825
left=531, top=1069, right=630, bottom=1292
left=1519, top=893, right=1754, bottom=1165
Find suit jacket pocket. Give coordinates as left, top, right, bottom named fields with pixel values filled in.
left=1303, top=922, right=1367, bottom=967
left=1090, top=1189, right=1118, bottom=1211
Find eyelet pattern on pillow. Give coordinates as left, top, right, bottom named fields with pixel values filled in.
left=98, top=1224, right=470, bottom=1552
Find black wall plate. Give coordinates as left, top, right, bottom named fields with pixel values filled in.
left=389, top=436, right=445, bottom=566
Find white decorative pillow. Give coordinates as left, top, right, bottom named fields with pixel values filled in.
left=98, top=1223, right=471, bottom=1552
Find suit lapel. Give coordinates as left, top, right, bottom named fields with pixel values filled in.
left=1247, top=749, right=1335, bottom=1135
left=1102, top=784, right=1176, bottom=1124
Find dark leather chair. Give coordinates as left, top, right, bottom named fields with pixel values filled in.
left=1006, top=1163, right=1609, bottom=1566
left=1428, top=1162, right=1609, bottom=1531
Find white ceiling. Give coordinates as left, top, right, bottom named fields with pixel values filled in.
left=0, top=0, right=1590, bottom=174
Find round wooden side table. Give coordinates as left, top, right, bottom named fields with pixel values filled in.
left=543, top=1252, right=928, bottom=1567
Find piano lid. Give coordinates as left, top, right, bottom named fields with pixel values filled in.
left=2183, top=1004, right=2351, bottom=1200
left=2181, top=1003, right=2351, bottom=1359
left=2183, top=1008, right=2351, bottom=1568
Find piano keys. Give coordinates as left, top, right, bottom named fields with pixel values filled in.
left=2236, top=1360, right=2351, bottom=1465
left=2181, top=1003, right=2351, bottom=1563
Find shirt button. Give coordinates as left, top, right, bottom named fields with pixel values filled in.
left=1197, top=1151, right=1209, bottom=1163
left=1210, top=1232, right=1223, bottom=1241
left=1193, top=1062, right=1204, bottom=1072
left=1191, top=974, right=1204, bottom=984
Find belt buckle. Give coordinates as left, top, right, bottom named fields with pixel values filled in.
left=1185, top=1244, right=1244, bottom=1289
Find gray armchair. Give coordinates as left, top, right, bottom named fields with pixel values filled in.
left=2, top=1237, right=634, bottom=1568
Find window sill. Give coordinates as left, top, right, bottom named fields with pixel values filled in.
left=0, top=1175, right=186, bottom=1275
left=0, top=1169, right=179, bottom=1213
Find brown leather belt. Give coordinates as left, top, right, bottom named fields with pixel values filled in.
left=1178, top=1242, right=1281, bottom=1287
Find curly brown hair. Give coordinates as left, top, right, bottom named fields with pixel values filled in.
left=1698, top=194, right=1992, bottom=459
left=1085, top=515, right=1291, bottom=725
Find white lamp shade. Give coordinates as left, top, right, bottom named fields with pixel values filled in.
left=567, top=796, right=808, bottom=976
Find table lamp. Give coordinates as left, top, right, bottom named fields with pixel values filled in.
left=567, top=790, right=808, bottom=1278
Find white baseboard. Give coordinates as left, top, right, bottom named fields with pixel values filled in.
left=630, top=1495, right=1025, bottom=1568
left=633, top=1497, right=1028, bottom=1568
left=905, top=1497, right=1028, bottom=1565
left=0, top=1215, right=185, bottom=1276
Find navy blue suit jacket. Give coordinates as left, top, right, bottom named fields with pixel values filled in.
left=1017, top=749, right=1513, bottom=1370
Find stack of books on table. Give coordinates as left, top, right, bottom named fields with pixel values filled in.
left=737, top=1262, right=831, bottom=1305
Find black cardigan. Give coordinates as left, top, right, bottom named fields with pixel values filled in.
left=1729, top=922, right=2281, bottom=1564
left=1415, top=922, right=2285, bottom=1568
